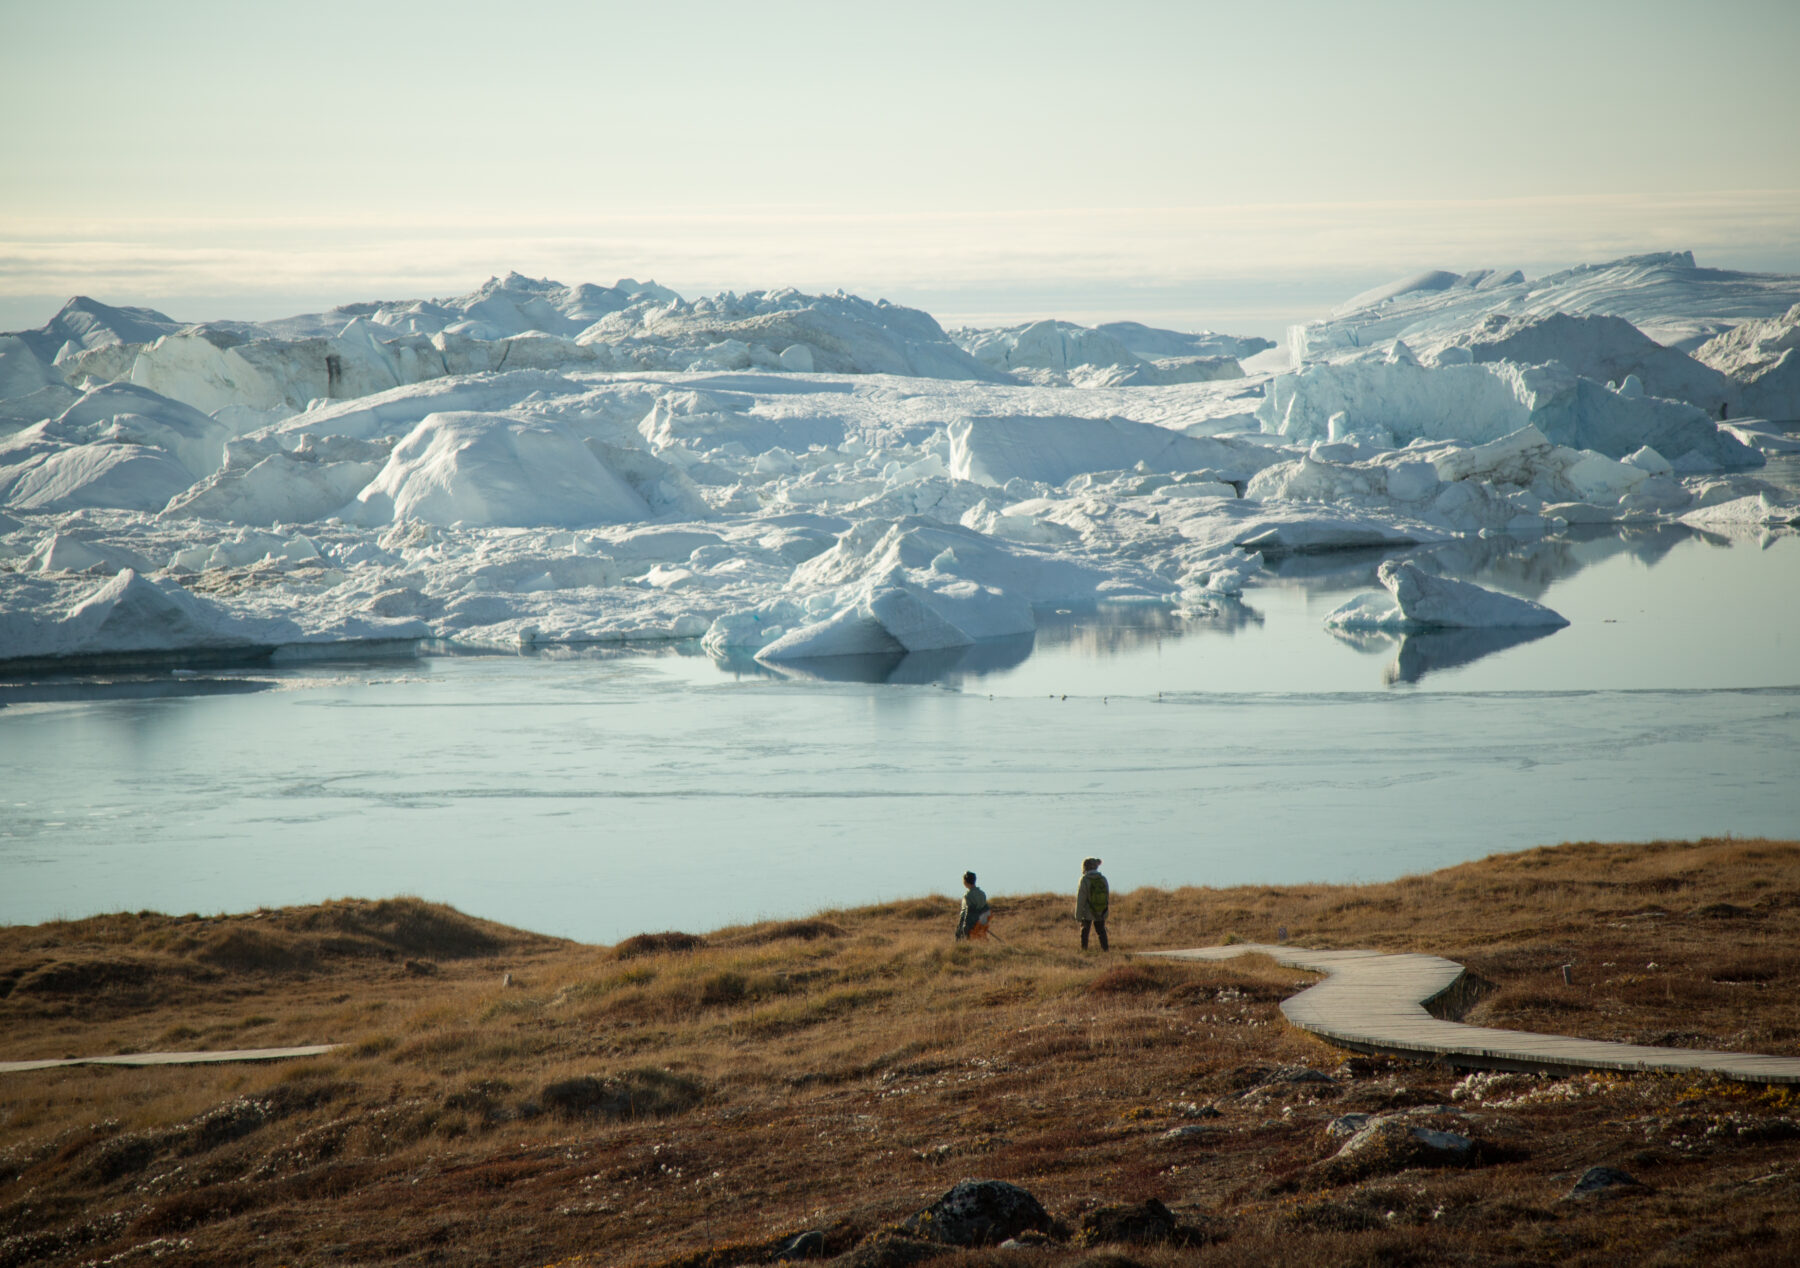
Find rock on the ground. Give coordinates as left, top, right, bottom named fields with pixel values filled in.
left=898, top=1179, right=1052, bottom=1246
left=1072, top=1198, right=1197, bottom=1248
left=1565, top=1165, right=1646, bottom=1201
left=1318, top=1114, right=1479, bottom=1180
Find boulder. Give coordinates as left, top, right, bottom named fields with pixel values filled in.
left=1072, top=1198, right=1200, bottom=1248
left=1317, top=1115, right=1478, bottom=1181
left=898, top=1179, right=1052, bottom=1247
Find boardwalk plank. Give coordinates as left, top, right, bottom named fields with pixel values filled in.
left=0, top=1045, right=343, bottom=1074
left=1148, top=943, right=1800, bottom=1085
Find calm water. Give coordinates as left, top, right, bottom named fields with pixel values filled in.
left=3, top=525, right=1798, bottom=944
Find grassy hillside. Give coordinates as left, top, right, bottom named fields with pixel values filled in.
left=3, top=838, right=1798, bottom=1266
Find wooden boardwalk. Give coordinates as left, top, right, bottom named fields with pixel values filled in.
left=0, top=1045, right=342, bottom=1075
left=1149, top=943, right=1800, bottom=1084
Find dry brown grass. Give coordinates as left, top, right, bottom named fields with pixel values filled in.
left=3, top=840, right=1799, bottom=1267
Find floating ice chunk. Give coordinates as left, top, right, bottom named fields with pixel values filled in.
left=1090, top=321, right=1273, bottom=361
left=956, top=319, right=1146, bottom=375
left=794, top=517, right=1123, bottom=606
left=1258, top=354, right=1759, bottom=470
left=639, top=388, right=845, bottom=455
left=757, top=571, right=1032, bottom=662
left=55, top=382, right=233, bottom=478
left=1621, top=446, right=1673, bottom=476
left=1384, top=461, right=1439, bottom=502
left=701, top=600, right=806, bottom=652
left=163, top=441, right=387, bottom=525
left=0, top=569, right=271, bottom=665
left=947, top=415, right=1274, bottom=487
left=1292, top=252, right=1799, bottom=362
left=0, top=335, right=80, bottom=430
left=272, top=370, right=586, bottom=443
left=1680, top=494, right=1800, bottom=531
left=353, top=411, right=651, bottom=527
left=1234, top=514, right=1438, bottom=554
left=1326, top=560, right=1569, bottom=631
left=959, top=497, right=1081, bottom=546
left=2, top=442, right=195, bottom=513
left=1181, top=548, right=1263, bottom=597
left=1321, top=589, right=1405, bottom=630
left=1465, top=312, right=1732, bottom=414
left=28, top=533, right=110, bottom=573
left=755, top=603, right=906, bottom=659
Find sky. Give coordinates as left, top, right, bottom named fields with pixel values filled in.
left=3, top=0, right=1798, bottom=336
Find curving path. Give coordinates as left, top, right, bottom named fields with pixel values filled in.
left=0, top=1045, right=342, bottom=1074
left=1149, top=943, right=1800, bottom=1085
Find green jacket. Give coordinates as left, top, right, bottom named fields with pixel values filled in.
left=1075, top=870, right=1109, bottom=922
left=955, top=885, right=989, bottom=940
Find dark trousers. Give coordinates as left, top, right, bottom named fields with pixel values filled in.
left=1081, top=918, right=1108, bottom=950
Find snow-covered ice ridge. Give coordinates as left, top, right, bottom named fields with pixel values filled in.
left=2, top=260, right=1798, bottom=670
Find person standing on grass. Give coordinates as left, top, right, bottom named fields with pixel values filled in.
left=1075, top=857, right=1110, bottom=950
left=955, top=871, right=990, bottom=941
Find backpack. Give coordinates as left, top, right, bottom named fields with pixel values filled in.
left=1087, top=874, right=1109, bottom=917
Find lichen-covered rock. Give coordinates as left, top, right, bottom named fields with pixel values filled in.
left=898, top=1179, right=1052, bottom=1246
left=1316, top=1114, right=1478, bottom=1181
left=1072, top=1198, right=1202, bottom=1248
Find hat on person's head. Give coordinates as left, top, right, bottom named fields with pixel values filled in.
left=1083, top=857, right=1102, bottom=871
left=963, top=871, right=977, bottom=885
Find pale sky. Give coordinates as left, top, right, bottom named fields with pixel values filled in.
left=3, top=0, right=1798, bottom=335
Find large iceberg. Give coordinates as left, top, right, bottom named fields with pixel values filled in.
left=952, top=319, right=1245, bottom=386
left=1695, top=302, right=1800, bottom=422
left=1256, top=353, right=1759, bottom=471
left=352, top=412, right=652, bottom=528
left=1291, top=252, right=1800, bottom=360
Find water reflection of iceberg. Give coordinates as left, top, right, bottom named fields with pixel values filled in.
left=1032, top=601, right=1262, bottom=653
left=1385, top=626, right=1561, bottom=685
left=0, top=675, right=274, bottom=708
left=716, top=632, right=1037, bottom=686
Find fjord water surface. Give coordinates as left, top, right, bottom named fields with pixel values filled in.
left=3, top=528, right=1796, bottom=944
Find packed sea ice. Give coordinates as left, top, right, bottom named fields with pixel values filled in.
left=3, top=257, right=1799, bottom=671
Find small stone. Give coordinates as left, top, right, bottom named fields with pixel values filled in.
left=1162, top=1124, right=1217, bottom=1142
left=1566, top=1165, right=1645, bottom=1201
left=1326, top=1113, right=1372, bottom=1139
left=774, top=1228, right=827, bottom=1260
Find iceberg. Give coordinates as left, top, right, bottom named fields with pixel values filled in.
left=1325, top=560, right=1569, bottom=632
left=0, top=569, right=270, bottom=667
left=1257, top=355, right=1759, bottom=471
left=352, top=412, right=652, bottom=528
left=1292, top=252, right=1800, bottom=361
left=948, top=414, right=1274, bottom=487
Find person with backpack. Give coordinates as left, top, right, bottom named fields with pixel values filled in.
left=955, top=870, right=991, bottom=941
left=1075, top=857, right=1110, bottom=950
